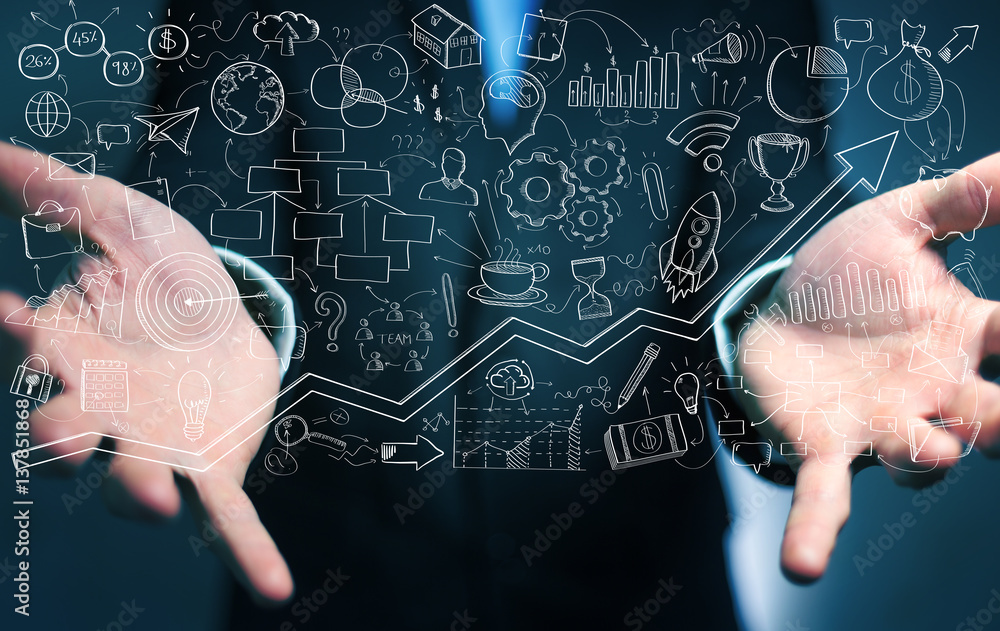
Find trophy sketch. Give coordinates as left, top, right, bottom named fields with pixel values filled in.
left=748, top=132, right=809, bottom=212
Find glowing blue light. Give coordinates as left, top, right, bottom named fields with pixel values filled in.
left=468, top=0, right=543, bottom=125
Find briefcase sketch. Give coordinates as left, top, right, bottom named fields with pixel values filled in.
left=22, top=200, right=84, bottom=259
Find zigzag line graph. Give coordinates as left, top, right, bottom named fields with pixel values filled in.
left=15, top=133, right=896, bottom=471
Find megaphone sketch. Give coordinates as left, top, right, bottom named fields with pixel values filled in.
left=692, top=33, right=743, bottom=73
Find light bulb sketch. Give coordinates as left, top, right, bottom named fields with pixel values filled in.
left=673, top=372, right=700, bottom=415
left=178, top=370, right=211, bottom=442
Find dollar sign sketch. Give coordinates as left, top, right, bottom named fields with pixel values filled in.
left=893, top=60, right=921, bottom=105
left=414, top=95, right=425, bottom=113
left=434, top=107, right=442, bottom=123
left=639, top=424, right=658, bottom=451
left=160, top=28, right=177, bottom=53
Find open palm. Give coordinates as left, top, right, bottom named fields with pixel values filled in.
left=0, top=144, right=292, bottom=603
left=737, top=154, right=999, bottom=580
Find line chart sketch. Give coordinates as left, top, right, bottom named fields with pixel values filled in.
left=453, top=401, right=583, bottom=471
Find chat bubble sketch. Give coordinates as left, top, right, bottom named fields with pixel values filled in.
left=96, top=123, right=130, bottom=149
left=834, top=18, right=873, bottom=49
left=732, top=441, right=773, bottom=474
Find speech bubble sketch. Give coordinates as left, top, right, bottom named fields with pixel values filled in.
left=96, top=123, right=130, bottom=149
left=834, top=18, right=872, bottom=49
left=732, top=441, right=773, bottom=474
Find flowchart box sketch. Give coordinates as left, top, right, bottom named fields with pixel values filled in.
left=337, top=168, right=391, bottom=196
left=248, top=166, right=302, bottom=194
left=211, top=209, right=263, bottom=240
left=293, top=127, right=344, bottom=154
left=294, top=213, right=344, bottom=240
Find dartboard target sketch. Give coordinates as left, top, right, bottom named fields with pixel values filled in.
left=135, top=252, right=239, bottom=352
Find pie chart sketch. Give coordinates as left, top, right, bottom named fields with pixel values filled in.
left=766, top=45, right=849, bottom=124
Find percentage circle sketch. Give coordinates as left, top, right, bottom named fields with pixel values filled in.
left=135, top=252, right=239, bottom=352
left=274, top=415, right=309, bottom=447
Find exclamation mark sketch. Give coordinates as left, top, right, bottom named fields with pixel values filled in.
left=442, top=273, right=457, bottom=337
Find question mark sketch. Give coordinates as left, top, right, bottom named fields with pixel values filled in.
left=315, top=291, right=347, bottom=352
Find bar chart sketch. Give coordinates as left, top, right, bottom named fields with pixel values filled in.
left=568, top=53, right=680, bottom=110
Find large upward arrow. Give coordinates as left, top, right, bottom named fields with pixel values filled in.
left=13, top=133, right=900, bottom=472
left=938, top=25, right=978, bottom=63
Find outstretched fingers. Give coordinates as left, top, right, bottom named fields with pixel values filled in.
left=182, top=470, right=294, bottom=606
left=780, top=456, right=852, bottom=582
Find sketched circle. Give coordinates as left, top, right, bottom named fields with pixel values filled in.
left=274, top=415, right=309, bottom=446
left=135, top=252, right=238, bottom=352
left=342, top=44, right=408, bottom=102
left=341, top=87, right=387, bottom=128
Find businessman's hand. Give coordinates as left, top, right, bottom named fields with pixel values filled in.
left=0, top=144, right=292, bottom=603
left=736, top=153, right=998, bottom=581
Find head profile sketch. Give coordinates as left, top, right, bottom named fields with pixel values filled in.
left=478, top=69, right=546, bottom=155
left=419, top=147, right=479, bottom=206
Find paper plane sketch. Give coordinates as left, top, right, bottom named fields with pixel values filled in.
left=134, top=107, right=199, bottom=154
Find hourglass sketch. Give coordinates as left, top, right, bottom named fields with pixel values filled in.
left=571, top=257, right=612, bottom=320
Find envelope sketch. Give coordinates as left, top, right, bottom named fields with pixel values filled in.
left=48, top=152, right=96, bottom=180
left=908, top=321, right=969, bottom=384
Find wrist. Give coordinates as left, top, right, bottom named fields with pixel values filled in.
left=711, top=255, right=795, bottom=484
left=212, top=246, right=297, bottom=380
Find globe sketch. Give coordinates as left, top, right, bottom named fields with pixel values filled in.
left=210, top=62, right=285, bottom=135
left=25, top=91, right=71, bottom=138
